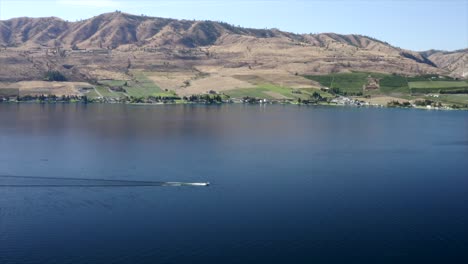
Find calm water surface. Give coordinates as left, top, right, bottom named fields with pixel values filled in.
left=0, top=104, right=467, bottom=263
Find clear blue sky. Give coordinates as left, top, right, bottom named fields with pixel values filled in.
left=1, top=0, right=467, bottom=51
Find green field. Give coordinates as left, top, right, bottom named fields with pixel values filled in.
left=125, top=71, right=163, bottom=97
left=84, top=89, right=100, bottom=99
left=300, top=88, right=335, bottom=98
left=409, top=81, right=468, bottom=89
left=432, top=94, right=468, bottom=106
left=99, top=80, right=127, bottom=87
left=86, top=70, right=468, bottom=107
left=304, top=72, right=387, bottom=94
left=379, top=75, right=408, bottom=90
left=408, top=81, right=468, bottom=94
left=305, top=72, right=468, bottom=97
left=376, top=75, right=411, bottom=94
left=98, top=71, right=176, bottom=98
left=95, top=86, right=125, bottom=98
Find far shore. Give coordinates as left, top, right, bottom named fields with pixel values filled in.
left=1, top=96, right=466, bottom=111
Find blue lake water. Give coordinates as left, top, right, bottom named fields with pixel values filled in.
left=0, top=104, right=467, bottom=263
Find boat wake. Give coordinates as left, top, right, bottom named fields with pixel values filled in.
left=0, top=175, right=210, bottom=188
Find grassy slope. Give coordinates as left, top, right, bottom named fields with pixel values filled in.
left=304, top=72, right=388, bottom=94
left=306, top=72, right=468, bottom=95
left=409, top=81, right=468, bottom=89
left=432, top=94, right=468, bottom=105
left=409, top=81, right=468, bottom=94
left=369, top=74, right=411, bottom=97
left=95, top=86, right=125, bottom=98
left=84, top=89, right=100, bottom=98
left=83, top=70, right=468, bottom=107
left=126, top=71, right=164, bottom=97
left=98, top=71, right=176, bottom=98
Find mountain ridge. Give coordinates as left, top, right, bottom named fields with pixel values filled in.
left=0, top=12, right=466, bottom=82
left=1, top=12, right=464, bottom=52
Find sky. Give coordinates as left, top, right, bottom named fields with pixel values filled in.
left=0, top=0, right=467, bottom=51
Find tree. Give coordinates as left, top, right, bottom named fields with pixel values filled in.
left=214, top=95, right=222, bottom=102
left=312, top=91, right=322, bottom=100
left=44, top=71, right=67, bottom=82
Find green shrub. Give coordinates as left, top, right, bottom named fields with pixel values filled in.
left=44, top=71, right=67, bottom=81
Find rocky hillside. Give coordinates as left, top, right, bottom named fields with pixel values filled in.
left=0, top=12, right=466, bottom=79
left=0, top=12, right=297, bottom=49
left=421, top=49, right=467, bottom=78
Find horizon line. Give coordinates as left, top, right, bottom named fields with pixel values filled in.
left=1, top=11, right=466, bottom=52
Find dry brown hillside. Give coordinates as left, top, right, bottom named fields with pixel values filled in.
left=0, top=12, right=466, bottom=91
left=422, top=49, right=467, bottom=78
left=0, top=12, right=296, bottom=49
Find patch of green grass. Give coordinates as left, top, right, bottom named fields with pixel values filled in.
left=300, top=88, right=334, bottom=98
left=124, top=71, right=168, bottom=97
left=304, top=72, right=386, bottom=94
left=84, top=89, right=100, bottom=99
left=379, top=75, right=408, bottom=88
left=408, top=81, right=468, bottom=94
left=379, top=86, right=411, bottom=94
left=305, top=72, right=468, bottom=96
left=408, top=81, right=468, bottom=89
left=304, top=75, right=334, bottom=88
left=378, top=75, right=410, bottom=95
left=95, top=86, right=125, bottom=98
left=98, top=71, right=171, bottom=98
left=377, top=75, right=411, bottom=95
left=99, top=80, right=127, bottom=87
left=433, top=94, right=468, bottom=106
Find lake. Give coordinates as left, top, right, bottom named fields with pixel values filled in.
left=0, top=104, right=467, bottom=263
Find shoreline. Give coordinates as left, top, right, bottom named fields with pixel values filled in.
left=0, top=99, right=466, bottom=111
